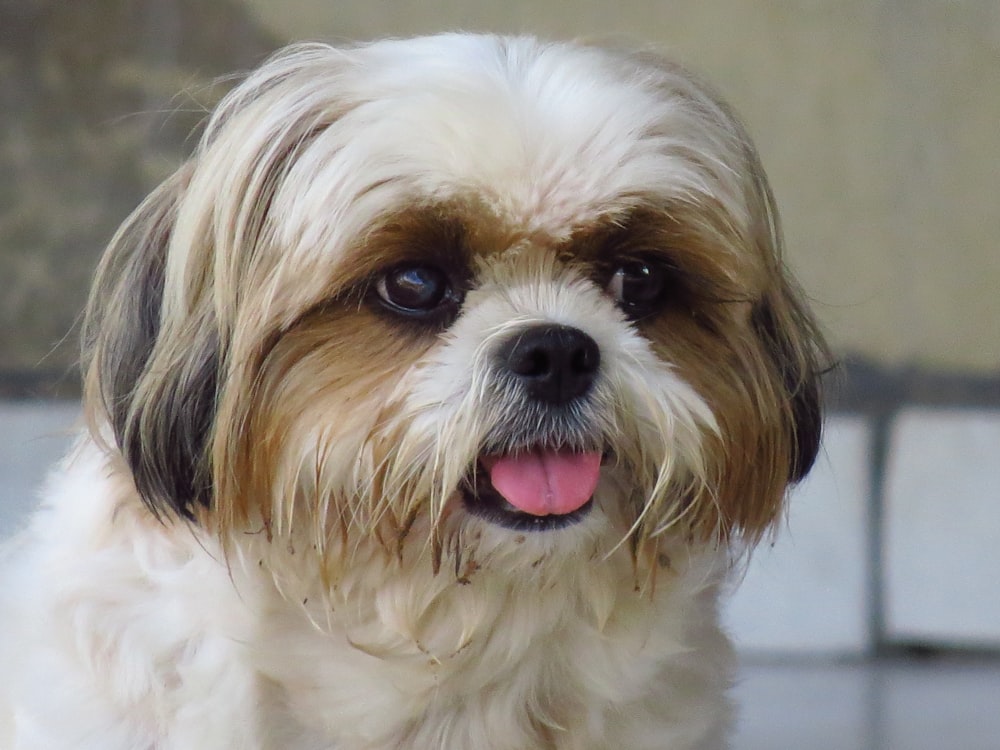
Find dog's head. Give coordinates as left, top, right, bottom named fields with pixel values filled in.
left=84, top=35, right=826, bottom=574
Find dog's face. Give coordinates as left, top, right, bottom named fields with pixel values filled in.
left=84, top=35, right=824, bottom=576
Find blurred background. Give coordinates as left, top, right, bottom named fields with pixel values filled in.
left=1, top=2, right=998, bottom=748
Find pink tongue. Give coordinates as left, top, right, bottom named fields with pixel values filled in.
left=482, top=449, right=602, bottom=517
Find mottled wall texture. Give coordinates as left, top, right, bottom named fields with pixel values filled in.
left=2, top=0, right=998, bottom=397
left=0, top=0, right=277, bottom=393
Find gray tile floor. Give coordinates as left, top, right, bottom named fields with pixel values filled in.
left=733, top=657, right=1000, bottom=750
left=3, top=401, right=1000, bottom=748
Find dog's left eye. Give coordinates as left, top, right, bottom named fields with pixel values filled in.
left=375, top=264, right=456, bottom=317
left=607, top=259, right=670, bottom=318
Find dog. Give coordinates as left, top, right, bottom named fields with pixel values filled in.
left=0, top=34, right=826, bottom=749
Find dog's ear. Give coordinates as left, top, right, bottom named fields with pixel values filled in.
left=83, top=163, right=220, bottom=520
left=741, top=135, right=827, bottom=488
left=707, top=138, right=829, bottom=539
left=752, top=289, right=825, bottom=484
left=81, top=47, right=359, bottom=523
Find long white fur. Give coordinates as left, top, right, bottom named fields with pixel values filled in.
left=1, top=444, right=734, bottom=749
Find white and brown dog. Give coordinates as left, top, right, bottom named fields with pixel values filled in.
left=0, top=34, right=826, bottom=749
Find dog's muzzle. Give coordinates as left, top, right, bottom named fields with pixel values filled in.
left=461, top=323, right=604, bottom=531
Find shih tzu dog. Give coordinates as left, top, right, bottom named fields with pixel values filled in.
left=0, top=34, right=826, bottom=749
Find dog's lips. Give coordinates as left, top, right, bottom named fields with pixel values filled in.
left=460, top=448, right=604, bottom=532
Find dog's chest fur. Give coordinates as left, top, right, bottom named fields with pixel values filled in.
left=1, top=442, right=734, bottom=750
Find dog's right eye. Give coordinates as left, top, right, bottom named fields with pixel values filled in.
left=606, top=258, right=673, bottom=320
left=375, top=264, right=458, bottom=318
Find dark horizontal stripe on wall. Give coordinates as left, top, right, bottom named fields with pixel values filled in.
left=0, top=368, right=81, bottom=400
left=829, top=356, right=1000, bottom=413
left=2, top=356, right=998, bottom=407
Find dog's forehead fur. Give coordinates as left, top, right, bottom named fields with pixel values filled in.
left=260, top=35, right=749, bottom=228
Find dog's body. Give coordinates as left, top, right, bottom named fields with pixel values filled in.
left=1, top=442, right=733, bottom=749
left=0, top=35, right=825, bottom=749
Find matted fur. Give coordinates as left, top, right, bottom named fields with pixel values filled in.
left=0, top=34, right=826, bottom=749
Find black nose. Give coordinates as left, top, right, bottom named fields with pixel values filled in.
left=499, top=324, right=601, bottom=405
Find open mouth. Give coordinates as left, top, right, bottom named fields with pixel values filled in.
left=460, top=447, right=603, bottom=532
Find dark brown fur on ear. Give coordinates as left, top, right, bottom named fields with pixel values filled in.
left=743, top=140, right=828, bottom=488
left=638, top=44, right=828, bottom=491
left=80, top=53, right=354, bottom=524
left=752, top=291, right=825, bottom=484
left=82, top=164, right=220, bottom=521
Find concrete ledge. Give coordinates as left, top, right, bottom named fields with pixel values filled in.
left=884, top=408, right=1000, bottom=647
left=725, top=416, right=873, bottom=656
left=0, top=401, right=80, bottom=537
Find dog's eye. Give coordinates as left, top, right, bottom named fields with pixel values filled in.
left=607, top=259, right=669, bottom=318
left=375, top=264, right=455, bottom=316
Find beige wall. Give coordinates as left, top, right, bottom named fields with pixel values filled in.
left=240, top=0, right=1000, bottom=372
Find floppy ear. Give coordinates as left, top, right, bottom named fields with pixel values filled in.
left=740, top=132, right=827, bottom=487
left=751, top=289, right=825, bottom=484
left=81, top=46, right=362, bottom=523
left=83, top=162, right=220, bottom=521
